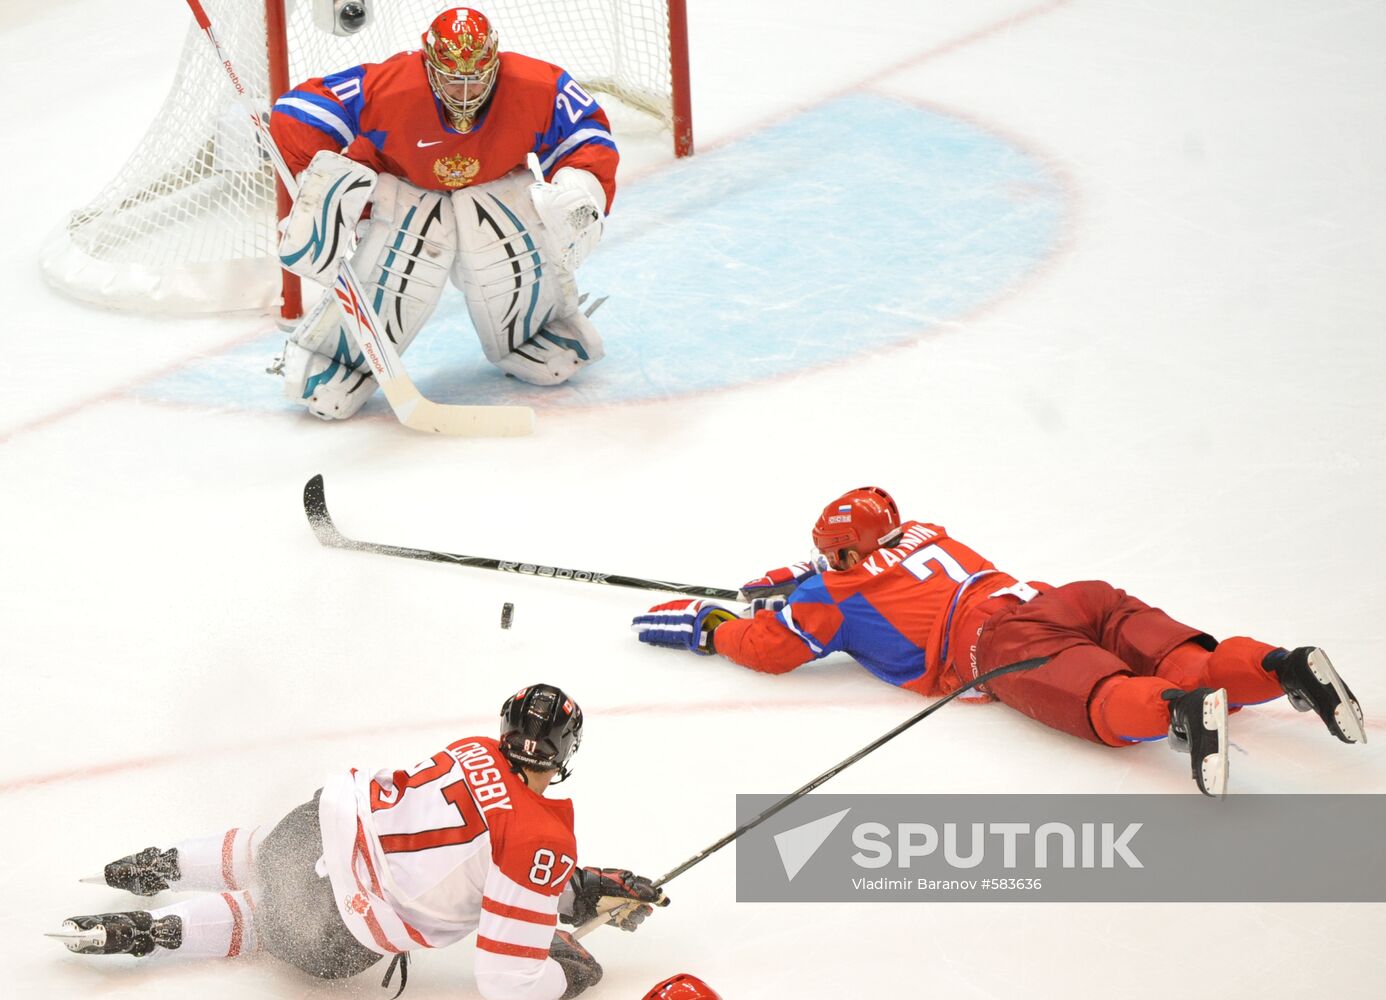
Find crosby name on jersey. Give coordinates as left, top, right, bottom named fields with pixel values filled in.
left=271, top=49, right=619, bottom=211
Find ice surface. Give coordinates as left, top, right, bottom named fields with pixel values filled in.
left=2, top=1, right=1384, bottom=998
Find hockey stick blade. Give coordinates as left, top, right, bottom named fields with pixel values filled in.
left=303, top=474, right=741, bottom=599
left=379, top=378, right=536, bottom=437
left=304, top=474, right=349, bottom=549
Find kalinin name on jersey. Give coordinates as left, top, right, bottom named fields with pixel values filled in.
left=861, top=524, right=940, bottom=576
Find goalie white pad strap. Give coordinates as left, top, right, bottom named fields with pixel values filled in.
left=451, top=168, right=604, bottom=386
left=529, top=167, right=605, bottom=272
left=278, top=151, right=378, bottom=286
left=280, top=174, right=457, bottom=420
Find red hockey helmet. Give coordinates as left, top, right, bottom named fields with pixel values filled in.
left=811, top=486, right=902, bottom=570
left=422, top=8, right=500, bottom=131
left=642, top=974, right=723, bottom=1000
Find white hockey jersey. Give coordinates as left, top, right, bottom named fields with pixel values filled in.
left=318, top=735, right=578, bottom=1000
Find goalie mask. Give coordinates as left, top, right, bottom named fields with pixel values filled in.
left=422, top=8, right=500, bottom=132
left=811, top=487, right=902, bottom=571
left=499, top=683, right=583, bottom=782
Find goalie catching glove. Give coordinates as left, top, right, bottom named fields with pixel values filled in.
left=560, top=866, right=667, bottom=932
left=530, top=166, right=605, bottom=272
left=632, top=600, right=741, bottom=655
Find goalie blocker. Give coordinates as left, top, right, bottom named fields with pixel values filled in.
left=277, top=152, right=605, bottom=422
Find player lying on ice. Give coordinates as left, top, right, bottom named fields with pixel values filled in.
left=50, top=684, right=665, bottom=1000
left=633, top=488, right=1366, bottom=797
left=268, top=6, right=616, bottom=420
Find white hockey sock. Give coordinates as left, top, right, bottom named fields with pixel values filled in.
left=150, top=890, right=259, bottom=959
left=171, top=827, right=266, bottom=892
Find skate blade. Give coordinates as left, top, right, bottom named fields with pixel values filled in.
left=1200, top=690, right=1229, bottom=798
left=1199, top=753, right=1228, bottom=798
left=46, top=924, right=106, bottom=952
left=1309, top=649, right=1367, bottom=744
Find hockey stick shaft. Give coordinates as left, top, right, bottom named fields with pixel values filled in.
left=652, top=654, right=1050, bottom=886
left=183, top=0, right=534, bottom=437
left=304, top=474, right=740, bottom=600
left=185, top=0, right=298, bottom=195
left=571, top=653, right=1050, bottom=938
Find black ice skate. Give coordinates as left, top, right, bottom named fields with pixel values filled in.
left=82, top=846, right=180, bottom=896
left=1263, top=647, right=1367, bottom=744
left=1164, top=687, right=1229, bottom=798
left=46, top=911, right=182, bottom=957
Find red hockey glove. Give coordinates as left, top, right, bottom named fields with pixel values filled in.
left=549, top=930, right=602, bottom=999
left=631, top=600, right=740, bottom=654
left=561, top=867, right=667, bottom=931
left=741, top=561, right=816, bottom=600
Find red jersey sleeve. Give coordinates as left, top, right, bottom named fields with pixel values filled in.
left=711, top=607, right=838, bottom=674
left=530, top=67, right=619, bottom=212
left=473, top=806, right=575, bottom=1000
left=269, top=78, right=358, bottom=176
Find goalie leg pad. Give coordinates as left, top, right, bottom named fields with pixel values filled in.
left=278, top=151, right=378, bottom=286
left=279, top=175, right=457, bottom=421
left=451, top=169, right=604, bottom=387
left=278, top=293, right=374, bottom=421
left=492, top=308, right=604, bottom=386
left=352, top=173, right=457, bottom=356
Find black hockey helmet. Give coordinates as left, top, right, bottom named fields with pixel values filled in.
left=499, top=684, right=583, bottom=783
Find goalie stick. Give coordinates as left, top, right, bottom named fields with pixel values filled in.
left=572, top=652, right=1051, bottom=938
left=304, top=474, right=742, bottom=600
left=184, top=0, right=535, bottom=438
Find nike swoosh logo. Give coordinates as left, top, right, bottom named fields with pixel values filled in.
left=417, top=140, right=444, bottom=148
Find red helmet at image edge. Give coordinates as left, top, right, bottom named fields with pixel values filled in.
left=811, top=486, right=902, bottom=568
left=642, top=974, right=723, bottom=1000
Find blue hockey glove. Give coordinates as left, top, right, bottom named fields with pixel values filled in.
left=631, top=599, right=740, bottom=654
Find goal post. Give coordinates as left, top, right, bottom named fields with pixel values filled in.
left=42, top=0, right=694, bottom=319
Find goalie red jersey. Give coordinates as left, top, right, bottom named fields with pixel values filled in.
left=713, top=522, right=1034, bottom=696
left=318, top=736, right=577, bottom=997
left=270, top=49, right=618, bottom=211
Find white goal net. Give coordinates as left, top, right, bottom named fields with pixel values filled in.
left=42, top=0, right=689, bottom=316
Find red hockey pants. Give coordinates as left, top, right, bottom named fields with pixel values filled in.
left=973, top=580, right=1282, bottom=744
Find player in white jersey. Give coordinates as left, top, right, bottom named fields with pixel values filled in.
left=49, top=685, right=665, bottom=1000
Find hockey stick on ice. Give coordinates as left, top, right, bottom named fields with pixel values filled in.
left=304, top=474, right=742, bottom=600
left=184, top=0, right=535, bottom=437
left=571, top=653, right=1051, bottom=938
